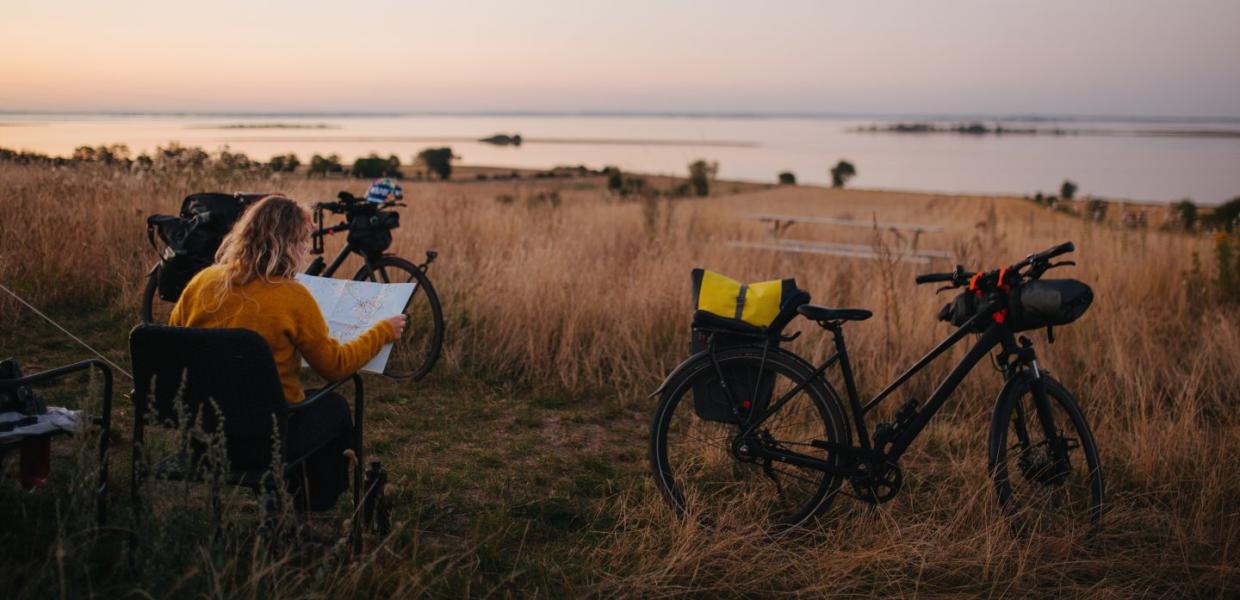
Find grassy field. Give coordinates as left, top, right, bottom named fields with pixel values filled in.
left=1, top=160, right=1237, bottom=597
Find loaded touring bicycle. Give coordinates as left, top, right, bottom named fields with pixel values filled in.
left=649, top=242, right=1103, bottom=535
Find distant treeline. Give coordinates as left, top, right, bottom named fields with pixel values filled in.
left=0, top=144, right=467, bottom=181
left=855, top=122, right=1240, bottom=138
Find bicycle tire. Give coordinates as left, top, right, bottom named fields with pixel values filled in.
left=140, top=263, right=175, bottom=325
left=989, top=373, right=1104, bottom=536
left=650, top=346, right=850, bottom=533
left=352, top=255, right=444, bottom=381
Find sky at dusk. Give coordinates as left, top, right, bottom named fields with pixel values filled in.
left=1, top=0, right=1238, bottom=117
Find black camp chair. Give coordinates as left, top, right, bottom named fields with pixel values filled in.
left=0, top=359, right=113, bottom=527
left=128, top=325, right=369, bottom=554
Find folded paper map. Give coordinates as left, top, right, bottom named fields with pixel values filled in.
left=295, top=274, right=416, bottom=374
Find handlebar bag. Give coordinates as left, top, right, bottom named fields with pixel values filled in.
left=688, top=269, right=805, bottom=423
left=347, top=211, right=399, bottom=257
left=1008, top=279, right=1093, bottom=332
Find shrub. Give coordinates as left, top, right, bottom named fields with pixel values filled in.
left=1061, top=179, right=1078, bottom=200
left=308, top=154, right=343, bottom=177
left=830, top=160, right=856, bottom=188
left=604, top=166, right=623, bottom=193
left=1215, top=233, right=1240, bottom=303
left=1086, top=198, right=1108, bottom=222
left=1172, top=199, right=1198, bottom=231
left=268, top=153, right=300, bottom=173
left=72, top=144, right=130, bottom=165
left=1206, top=197, right=1240, bottom=233
left=349, top=154, right=402, bottom=179
left=668, top=182, right=692, bottom=198
left=416, top=147, right=457, bottom=180
left=778, top=171, right=797, bottom=185
left=687, top=160, right=717, bottom=196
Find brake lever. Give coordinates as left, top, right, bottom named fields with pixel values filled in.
left=935, top=285, right=955, bottom=294
left=1048, top=260, right=1076, bottom=269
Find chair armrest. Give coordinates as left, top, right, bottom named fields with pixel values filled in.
left=0, top=359, right=111, bottom=391
left=285, top=373, right=363, bottom=412
left=0, top=359, right=113, bottom=429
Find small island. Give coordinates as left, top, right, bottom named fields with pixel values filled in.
left=199, top=122, right=337, bottom=130
left=479, top=133, right=523, bottom=146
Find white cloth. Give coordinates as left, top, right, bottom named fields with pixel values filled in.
left=0, top=407, right=84, bottom=443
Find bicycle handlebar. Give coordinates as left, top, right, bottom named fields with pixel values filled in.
left=914, top=242, right=1075, bottom=289
left=310, top=222, right=349, bottom=238
left=914, top=272, right=956, bottom=285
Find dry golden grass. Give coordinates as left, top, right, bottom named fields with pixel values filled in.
left=1, top=161, right=1237, bottom=596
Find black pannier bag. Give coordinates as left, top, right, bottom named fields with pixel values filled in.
left=348, top=209, right=399, bottom=257
left=147, top=193, right=261, bottom=302
left=1008, top=279, right=1093, bottom=332
left=688, top=269, right=809, bottom=423
left=689, top=329, right=779, bottom=423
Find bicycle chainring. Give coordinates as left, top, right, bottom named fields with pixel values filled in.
left=850, top=460, right=902, bottom=504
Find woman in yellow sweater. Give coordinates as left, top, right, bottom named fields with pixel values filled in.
left=170, top=195, right=405, bottom=511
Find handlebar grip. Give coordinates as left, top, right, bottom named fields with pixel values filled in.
left=1039, top=241, right=1075, bottom=260
left=915, top=273, right=955, bottom=284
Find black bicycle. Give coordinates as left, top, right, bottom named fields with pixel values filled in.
left=649, top=242, right=1103, bottom=535
left=141, top=191, right=445, bottom=381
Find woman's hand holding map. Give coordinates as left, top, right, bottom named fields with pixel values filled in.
left=385, top=315, right=407, bottom=338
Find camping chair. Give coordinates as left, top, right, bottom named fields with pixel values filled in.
left=128, top=325, right=369, bottom=555
left=0, top=359, right=113, bottom=526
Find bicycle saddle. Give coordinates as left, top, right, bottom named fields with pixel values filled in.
left=797, top=304, right=873, bottom=322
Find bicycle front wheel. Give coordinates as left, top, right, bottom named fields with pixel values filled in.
left=353, top=255, right=444, bottom=381
left=989, top=373, right=1103, bottom=537
left=140, top=264, right=176, bottom=325
left=650, top=346, right=850, bottom=533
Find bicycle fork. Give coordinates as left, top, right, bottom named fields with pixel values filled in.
left=1005, top=336, right=1071, bottom=480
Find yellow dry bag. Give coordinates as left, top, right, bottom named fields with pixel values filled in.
left=691, top=268, right=798, bottom=329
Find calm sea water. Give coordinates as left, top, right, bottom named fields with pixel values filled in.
left=2, top=113, right=1238, bottom=204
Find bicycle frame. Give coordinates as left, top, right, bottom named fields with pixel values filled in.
left=308, top=206, right=382, bottom=279
left=735, top=309, right=1039, bottom=474
left=308, top=238, right=375, bottom=279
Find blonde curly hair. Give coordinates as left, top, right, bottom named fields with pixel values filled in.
left=213, top=195, right=310, bottom=294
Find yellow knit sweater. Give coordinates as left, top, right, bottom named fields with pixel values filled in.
left=169, top=265, right=395, bottom=403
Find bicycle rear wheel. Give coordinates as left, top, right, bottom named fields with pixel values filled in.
left=140, top=264, right=176, bottom=325
left=989, top=374, right=1103, bottom=537
left=650, top=346, right=849, bottom=533
left=352, top=255, right=444, bottom=381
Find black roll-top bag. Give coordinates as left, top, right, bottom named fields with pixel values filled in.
left=148, top=192, right=263, bottom=302
left=938, top=279, right=1093, bottom=332
left=1007, top=279, right=1094, bottom=331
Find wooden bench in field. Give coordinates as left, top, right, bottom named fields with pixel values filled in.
left=730, top=212, right=953, bottom=263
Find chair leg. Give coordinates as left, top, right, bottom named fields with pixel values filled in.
left=97, top=420, right=110, bottom=529
left=129, top=421, right=143, bottom=573
left=96, top=364, right=113, bottom=529
left=350, top=376, right=364, bottom=555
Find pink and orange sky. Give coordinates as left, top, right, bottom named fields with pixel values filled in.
left=2, top=0, right=1238, bottom=116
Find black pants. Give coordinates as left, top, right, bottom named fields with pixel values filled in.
left=285, top=390, right=353, bottom=512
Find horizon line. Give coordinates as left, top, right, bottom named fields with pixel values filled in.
left=3, top=108, right=1240, bottom=123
